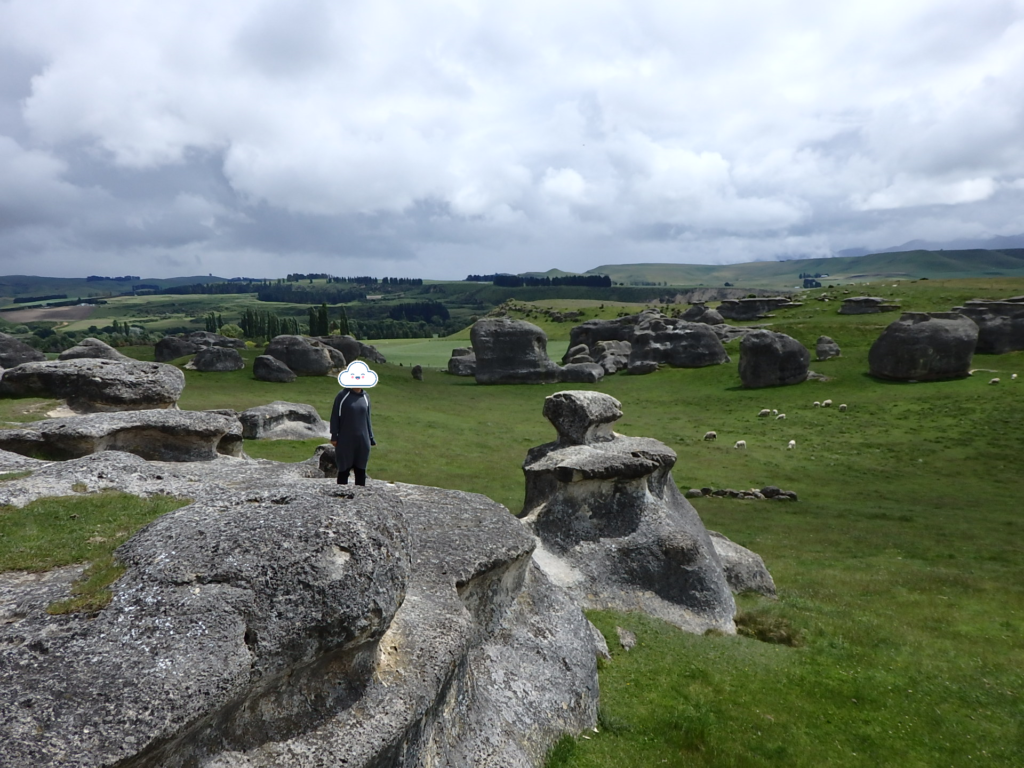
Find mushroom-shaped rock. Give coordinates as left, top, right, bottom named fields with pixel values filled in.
left=471, top=318, right=563, bottom=384
left=0, top=409, right=243, bottom=461
left=57, top=337, right=128, bottom=361
left=869, top=312, right=979, bottom=382
left=253, top=354, right=297, bottom=382
left=0, top=332, right=46, bottom=368
left=815, top=335, right=841, bottom=361
left=738, top=330, right=810, bottom=388
left=239, top=401, right=330, bottom=440
left=265, top=335, right=333, bottom=376
left=519, top=391, right=739, bottom=634
left=186, top=346, right=245, bottom=372
left=154, top=335, right=200, bottom=362
left=0, top=358, right=185, bottom=412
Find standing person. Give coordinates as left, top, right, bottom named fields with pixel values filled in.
left=330, top=385, right=376, bottom=485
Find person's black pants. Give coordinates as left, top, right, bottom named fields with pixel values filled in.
left=337, top=466, right=367, bottom=486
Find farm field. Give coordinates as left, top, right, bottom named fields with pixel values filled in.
left=1, top=276, right=1023, bottom=766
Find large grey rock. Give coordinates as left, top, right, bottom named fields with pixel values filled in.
left=566, top=317, right=638, bottom=352
left=738, top=330, right=810, bottom=388
left=186, top=346, right=245, bottom=372
left=627, top=311, right=729, bottom=370
left=680, top=304, right=725, bottom=325
left=717, top=297, right=800, bottom=321
left=559, top=362, right=605, bottom=383
left=0, top=452, right=599, bottom=768
left=448, top=348, right=477, bottom=376
left=708, top=531, right=777, bottom=598
left=57, top=337, right=128, bottom=361
left=252, top=354, right=296, bottom=383
left=869, top=312, right=979, bottom=381
left=311, top=339, right=346, bottom=369
left=838, top=296, right=900, bottom=315
left=315, top=335, right=386, bottom=365
left=0, top=358, right=185, bottom=412
left=0, top=331, right=46, bottom=368
left=0, top=409, right=243, bottom=461
left=471, top=318, right=563, bottom=384
left=155, top=335, right=201, bottom=362
left=239, top=401, right=330, bottom=440
left=816, top=335, right=841, bottom=361
left=265, top=335, right=333, bottom=376
left=519, top=391, right=738, bottom=634
left=186, top=331, right=247, bottom=349
left=953, top=297, right=1024, bottom=354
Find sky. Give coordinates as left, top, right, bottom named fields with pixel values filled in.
left=1, top=0, right=1023, bottom=280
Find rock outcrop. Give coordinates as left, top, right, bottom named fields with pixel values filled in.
left=185, top=331, right=247, bottom=349
left=708, top=531, right=777, bottom=598
left=155, top=335, right=201, bottom=362
left=186, top=346, right=246, bottom=372
left=717, top=297, right=800, bottom=321
left=0, top=332, right=46, bottom=368
left=253, top=354, right=297, bottom=383
left=738, top=330, right=810, bottom=388
left=868, top=312, right=979, bottom=381
left=0, top=409, right=243, bottom=461
left=518, top=390, right=738, bottom=634
left=680, top=304, right=725, bottom=325
left=0, top=358, right=185, bottom=412
left=0, top=450, right=599, bottom=768
left=447, top=347, right=476, bottom=376
left=627, top=310, right=730, bottom=371
left=265, top=335, right=333, bottom=376
left=56, top=337, right=128, bottom=361
left=471, top=318, right=563, bottom=384
left=953, top=297, right=1024, bottom=354
left=815, top=335, right=841, bottom=361
left=838, top=296, right=900, bottom=315
left=238, top=401, right=330, bottom=440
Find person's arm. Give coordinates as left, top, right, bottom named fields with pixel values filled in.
left=367, top=397, right=376, bottom=446
left=329, top=391, right=344, bottom=444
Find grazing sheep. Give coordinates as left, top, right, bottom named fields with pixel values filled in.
left=813, top=401, right=821, bottom=407
left=704, top=431, right=717, bottom=441
left=776, top=413, right=786, bottom=420
left=772, top=409, right=778, bottom=416
left=1013, top=373, right=1018, bottom=380
left=758, top=409, right=771, bottom=417
left=838, top=403, right=847, bottom=412
left=734, top=440, right=746, bottom=449
left=822, top=399, right=833, bottom=408
left=787, top=439, right=796, bottom=449
left=989, top=377, right=1000, bottom=384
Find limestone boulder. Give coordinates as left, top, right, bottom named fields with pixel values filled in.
left=155, top=335, right=200, bottom=362
left=471, top=318, right=563, bottom=384
left=186, top=346, right=245, bottom=372
left=869, top=312, right=979, bottom=382
left=186, top=330, right=247, bottom=349
left=838, top=296, right=900, bottom=315
left=519, top=391, right=738, bottom=634
left=253, top=354, right=296, bottom=382
left=57, top=337, right=127, bottom=362
left=566, top=317, right=638, bottom=352
left=738, top=330, right=810, bottom=388
left=239, top=401, right=330, bottom=440
left=447, top=347, right=476, bottom=376
left=265, top=335, right=333, bottom=376
left=315, top=335, right=386, bottom=364
left=717, top=297, right=800, bottom=321
left=628, top=313, right=729, bottom=369
left=0, top=358, right=185, bottom=412
left=816, top=335, right=841, bottom=361
left=953, top=298, right=1024, bottom=354
left=680, top=304, right=725, bottom=325
left=708, top=531, right=777, bottom=598
left=0, top=409, right=243, bottom=461
left=559, top=362, right=605, bottom=383
left=0, top=332, right=45, bottom=368
left=411, top=364, right=423, bottom=380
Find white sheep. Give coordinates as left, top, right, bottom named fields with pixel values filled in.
left=776, top=413, right=786, bottom=420
left=758, top=409, right=771, bottom=417
left=772, top=409, right=778, bottom=416
left=704, top=431, right=717, bottom=441
left=1013, top=373, right=1018, bottom=380
left=734, top=440, right=746, bottom=449
left=813, top=401, right=821, bottom=408
left=838, top=403, right=847, bottom=412
left=989, top=378, right=1000, bottom=385
left=822, top=399, right=833, bottom=408
left=787, top=440, right=796, bottom=449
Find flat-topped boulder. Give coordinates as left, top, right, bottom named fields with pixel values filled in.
left=0, top=332, right=46, bottom=368
left=0, top=409, right=243, bottom=461
left=57, top=337, right=127, bottom=361
left=0, top=358, right=185, bottom=412
left=869, top=312, right=979, bottom=381
left=253, top=354, right=296, bottom=382
left=239, top=401, right=330, bottom=440
left=186, top=346, right=245, bottom=372
left=471, top=318, right=563, bottom=384
left=738, top=330, right=810, bottom=388
left=717, top=297, right=800, bottom=321
left=519, top=391, right=738, bottom=634
left=838, top=296, right=900, bottom=315
left=953, top=298, right=1024, bottom=354
left=265, top=335, right=333, bottom=376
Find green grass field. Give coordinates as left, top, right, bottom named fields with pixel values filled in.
left=1, top=276, right=1022, bottom=765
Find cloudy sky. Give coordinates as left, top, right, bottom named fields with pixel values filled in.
left=1, top=0, right=1023, bottom=280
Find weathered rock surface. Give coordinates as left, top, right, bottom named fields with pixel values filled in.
left=314, top=336, right=385, bottom=365
left=708, top=531, right=777, bottom=598
left=738, top=330, right=810, bottom=388
left=311, top=339, right=347, bottom=370
left=265, top=335, right=333, bottom=376
left=186, top=346, right=246, bottom=372
left=57, top=337, right=128, bottom=361
left=816, top=335, right=841, bottom=361
left=628, top=310, right=729, bottom=370
left=953, top=297, right=1024, bottom=354
left=0, top=451, right=599, bottom=768
left=559, top=362, right=605, bottom=383
left=238, top=401, right=330, bottom=440
left=252, top=354, right=296, bottom=383
left=0, top=332, right=46, bottom=368
left=447, top=347, right=477, bottom=376
left=471, top=318, right=563, bottom=384
left=186, top=331, right=247, bottom=349
left=838, top=296, right=900, bottom=315
left=717, top=297, right=800, bottom=321
left=680, top=304, right=725, bottom=325
left=869, top=312, right=979, bottom=381
left=155, top=335, right=201, bottom=362
left=0, top=410, right=243, bottom=461
left=519, top=391, right=738, bottom=634
left=0, top=358, right=185, bottom=412
left=411, top=364, right=423, bottom=381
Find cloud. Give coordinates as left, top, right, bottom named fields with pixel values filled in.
left=338, top=361, right=378, bottom=388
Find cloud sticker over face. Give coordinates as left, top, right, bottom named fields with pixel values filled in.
left=338, top=361, right=378, bottom=388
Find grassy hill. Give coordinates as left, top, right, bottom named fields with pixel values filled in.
left=0, top=274, right=232, bottom=305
